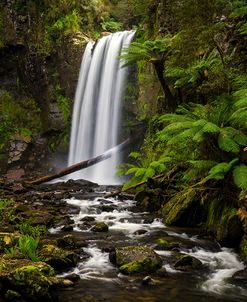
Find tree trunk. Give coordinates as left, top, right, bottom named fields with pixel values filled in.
left=26, top=138, right=132, bottom=185
left=152, top=59, right=177, bottom=111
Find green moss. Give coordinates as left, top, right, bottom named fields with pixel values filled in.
left=206, top=199, right=243, bottom=246
left=8, top=263, right=58, bottom=301
left=119, top=257, right=161, bottom=275
left=40, top=244, right=78, bottom=271
left=92, top=222, right=109, bottom=232
left=162, top=188, right=197, bottom=225
left=240, top=235, right=247, bottom=258
left=156, top=238, right=179, bottom=250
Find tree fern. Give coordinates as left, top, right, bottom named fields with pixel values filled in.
left=183, top=160, right=218, bottom=183
left=233, top=164, right=247, bottom=191
left=205, top=158, right=239, bottom=181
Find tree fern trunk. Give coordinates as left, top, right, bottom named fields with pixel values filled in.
left=152, top=60, right=177, bottom=111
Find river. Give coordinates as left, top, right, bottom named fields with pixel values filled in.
left=48, top=187, right=247, bottom=302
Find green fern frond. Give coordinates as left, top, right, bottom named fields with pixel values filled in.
left=184, top=160, right=218, bottom=182
left=230, top=4, right=247, bottom=18
left=167, top=128, right=198, bottom=145
left=202, top=122, right=220, bottom=133
left=235, top=97, right=247, bottom=108
left=205, top=158, right=239, bottom=181
left=233, top=164, right=247, bottom=191
left=128, top=152, right=141, bottom=159
left=218, top=133, right=240, bottom=153
left=126, top=167, right=139, bottom=175
left=238, top=23, right=247, bottom=35
left=144, top=167, right=156, bottom=179
left=189, top=160, right=218, bottom=170
left=135, top=168, right=147, bottom=177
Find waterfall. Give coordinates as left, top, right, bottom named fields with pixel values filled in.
left=68, top=31, right=135, bottom=184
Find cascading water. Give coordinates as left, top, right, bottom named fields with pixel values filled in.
left=68, top=31, right=135, bottom=184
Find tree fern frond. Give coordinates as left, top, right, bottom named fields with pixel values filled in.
left=184, top=160, right=218, bottom=182
left=144, top=167, right=156, bottom=179
left=128, top=152, right=141, bottom=159
left=233, top=164, right=247, bottom=191
left=222, top=127, right=247, bottom=146
left=205, top=158, right=239, bottom=181
left=167, top=128, right=198, bottom=145
left=202, top=122, right=220, bottom=133
left=189, top=160, right=218, bottom=170
left=193, top=129, right=205, bottom=142
left=193, top=119, right=207, bottom=127
left=218, top=133, right=240, bottom=153
left=159, top=122, right=194, bottom=135
left=126, top=167, right=139, bottom=175
left=230, top=108, right=247, bottom=127
left=235, top=97, right=247, bottom=108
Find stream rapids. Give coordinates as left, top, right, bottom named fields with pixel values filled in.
left=47, top=186, right=247, bottom=302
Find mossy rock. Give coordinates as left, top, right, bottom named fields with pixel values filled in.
left=240, top=235, right=247, bottom=260
left=91, top=222, right=108, bottom=232
left=56, top=234, right=76, bottom=249
left=135, top=188, right=165, bottom=212
left=174, top=254, right=202, bottom=271
left=40, top=244, right=79, bottom=272
left=119, top=257, right=161, bottom=275
left=19, top=210, right=54, bottom=227
left=111, top=245, right=162, bottom=275
left=156, top=238, right=179, bottom=250
left=0, top=232, right=20, bottom=251
left=9, top=265, right=58, bottom=301
left=0, top=258, right=58, bottom=301
left=162, top=188, right=198, bottom=226
left=206, top=201, right=243, bottom=247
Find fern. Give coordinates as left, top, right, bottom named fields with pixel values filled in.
left=233, top=164, right=247, bottom=191
left=205, top=158, right=239, bottom=181
left=183, top=160, right=218, bottom=183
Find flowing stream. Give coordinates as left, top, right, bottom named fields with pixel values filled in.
left=54, top=189, right=247, bottom=302
left=68, top=31, right=135, bottom=185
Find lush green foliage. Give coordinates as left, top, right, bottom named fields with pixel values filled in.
left=55, top=86, right=71, bottom=123
left=118, top=0, right=247, bottom=206
left=0, top=92, right=42, bottom=152
left=120, top=88, right=247, bottom=193
left=18, top=235, right=41, bottom=261
left=100, top=17, right=123, bottom=32
left=17, top=222, right=47, bottom=239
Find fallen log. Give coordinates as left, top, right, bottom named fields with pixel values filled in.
left=26, top=138, right=132, bottom=186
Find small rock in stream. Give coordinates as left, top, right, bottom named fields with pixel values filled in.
left=91, top=222, right=109, bottom=232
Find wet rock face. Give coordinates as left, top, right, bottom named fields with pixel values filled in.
left=135, top=188, right=165, bottom=212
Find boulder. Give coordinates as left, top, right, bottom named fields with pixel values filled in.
left=174, top=254, right=202, bottom=271
left=91, top=222, right=108, bottom=232
left=110, top=245, right=162, bottom=275
left=0, top=258, right=59, bottom=301
left=162, top=189, right=198, bottom=226
left=135, top=188, right=165, bottom=212
left=40, top=244, right=79, bottom=272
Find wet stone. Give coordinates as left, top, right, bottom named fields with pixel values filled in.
left=91, top=222, right=109, bottom=232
